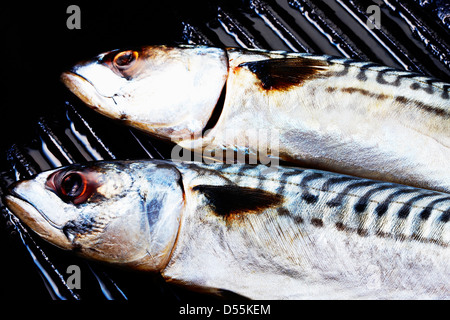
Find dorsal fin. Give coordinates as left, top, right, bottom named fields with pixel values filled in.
left=193, top=184, right=283, bottom=217
left=239, top=57, right=328, bottom=91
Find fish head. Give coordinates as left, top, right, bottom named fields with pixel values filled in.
left=4, top=161, right=184, bottom=272
left=61, top=45, right=229, bottom=141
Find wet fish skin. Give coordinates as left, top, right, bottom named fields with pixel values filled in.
left=62, top=45, right=450, bottom=193
left=5, top=160, right=450, bottom=299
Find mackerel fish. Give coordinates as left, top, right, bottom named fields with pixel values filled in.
left=5, top=160, right=449, bottom=299
left=61, top=45, right=450, bottom=193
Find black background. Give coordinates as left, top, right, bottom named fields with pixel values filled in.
left=2, top=1, right=211, bottom=150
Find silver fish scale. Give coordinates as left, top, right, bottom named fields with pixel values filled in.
left=193, top=163, right=450, bottom=247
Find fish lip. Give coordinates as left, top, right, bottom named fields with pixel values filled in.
left=4, top=193, right=73, bottom=250
left=61, top=71, right=116, bottom=106
left=6, top=186, right=63, bottom=230
left=61, top=71, right=172, bottom=137
left=61, top=70, right=107, bottom=96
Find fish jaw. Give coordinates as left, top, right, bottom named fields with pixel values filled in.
left=5, top=195, right=72, bottom=250
left=5, top=176, right=74, bottom=250
left=61, top=71, right=123, bottom=120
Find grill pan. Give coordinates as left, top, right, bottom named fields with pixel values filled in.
left=1, top=0, right=449, bottom=300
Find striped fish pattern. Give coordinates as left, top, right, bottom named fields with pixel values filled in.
left=235, top=47, right=449, bottom=101
left=165, top=161, right=450, bottom=299
left=183, top=162, right=449, bottom=248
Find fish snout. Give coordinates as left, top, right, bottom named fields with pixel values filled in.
left=4, top=181, right=75, bottom=251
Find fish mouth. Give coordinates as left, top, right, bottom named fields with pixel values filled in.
left=4, top=192, right=73, bottom=250
left=61, top=71, right=119, bottom=118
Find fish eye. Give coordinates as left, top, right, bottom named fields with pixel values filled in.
left=60, top=173, right=86, bottom=199
left=113, top=50, right=138, bottom=69
left=46, top=169, right=98, bottom=205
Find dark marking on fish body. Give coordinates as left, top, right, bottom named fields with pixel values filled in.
left=353, top=184, right=396, bottom=213
left=239, top=57, right=328, bottom=91
left=357, top=72, right=367, bottom=81
left=357, top=228, right=368, bottom=237
left=420, top=207, right=432, bottom=220
left=441, top=210, right=450, bottom=223
left=326, top=180, right=379, bottom=208
left=310, top=218, right=323, bottom=227
left=423, top=104, right=449, bottom=119
left=327, top=83, right=448, bottom=119
left=320, top=56, right=449, bottom=101
left=294, top=216, right=304, bottom=224
left=375, top=189, right=419, bottom=217
left=375, top=202, right=391, bottom=217
left=299, top=172, right=323, bottom=205
left=397, top=193, right=437, bottom=219
left=325, top=58, right=351, bottom=77
left=356, top=63, right=379, bottom=81
left=334, top=221, right=369, bottom=238
left=276, top=168, right=305, bottom=195
left=193, top=184, right=284, bottom=218
left=302, top=193, right=318, bottom=204
left=395, top=96, right=450, bottom=118
left=340, top=87, right=389, bottom=100
left=410, top=82, right=421, bottom=90
left=321, top=176, right=358, bottom=191
left=376, top=69, right=402, bottom=86
left=326, top=198, right=342, bottom=208
left=410, top=79, right=434, bottom=94
left=353, top=202, right=367, bottom=214
left=277, top=207, right=291, bottom=216
left=300, top=172, right=323, bottom=185
left=277, top=207, right=304, bottom=224
left=335, top=222, right=345, bottom=231
left=442, top=85, right=449, bottom=99
left=330, top=63, right=350, bottom=77
left=395, top=96, right=409, bottom=104
left=416, top=101, right=450, bottom=118
left=145, top=197, right=164, bottom=227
